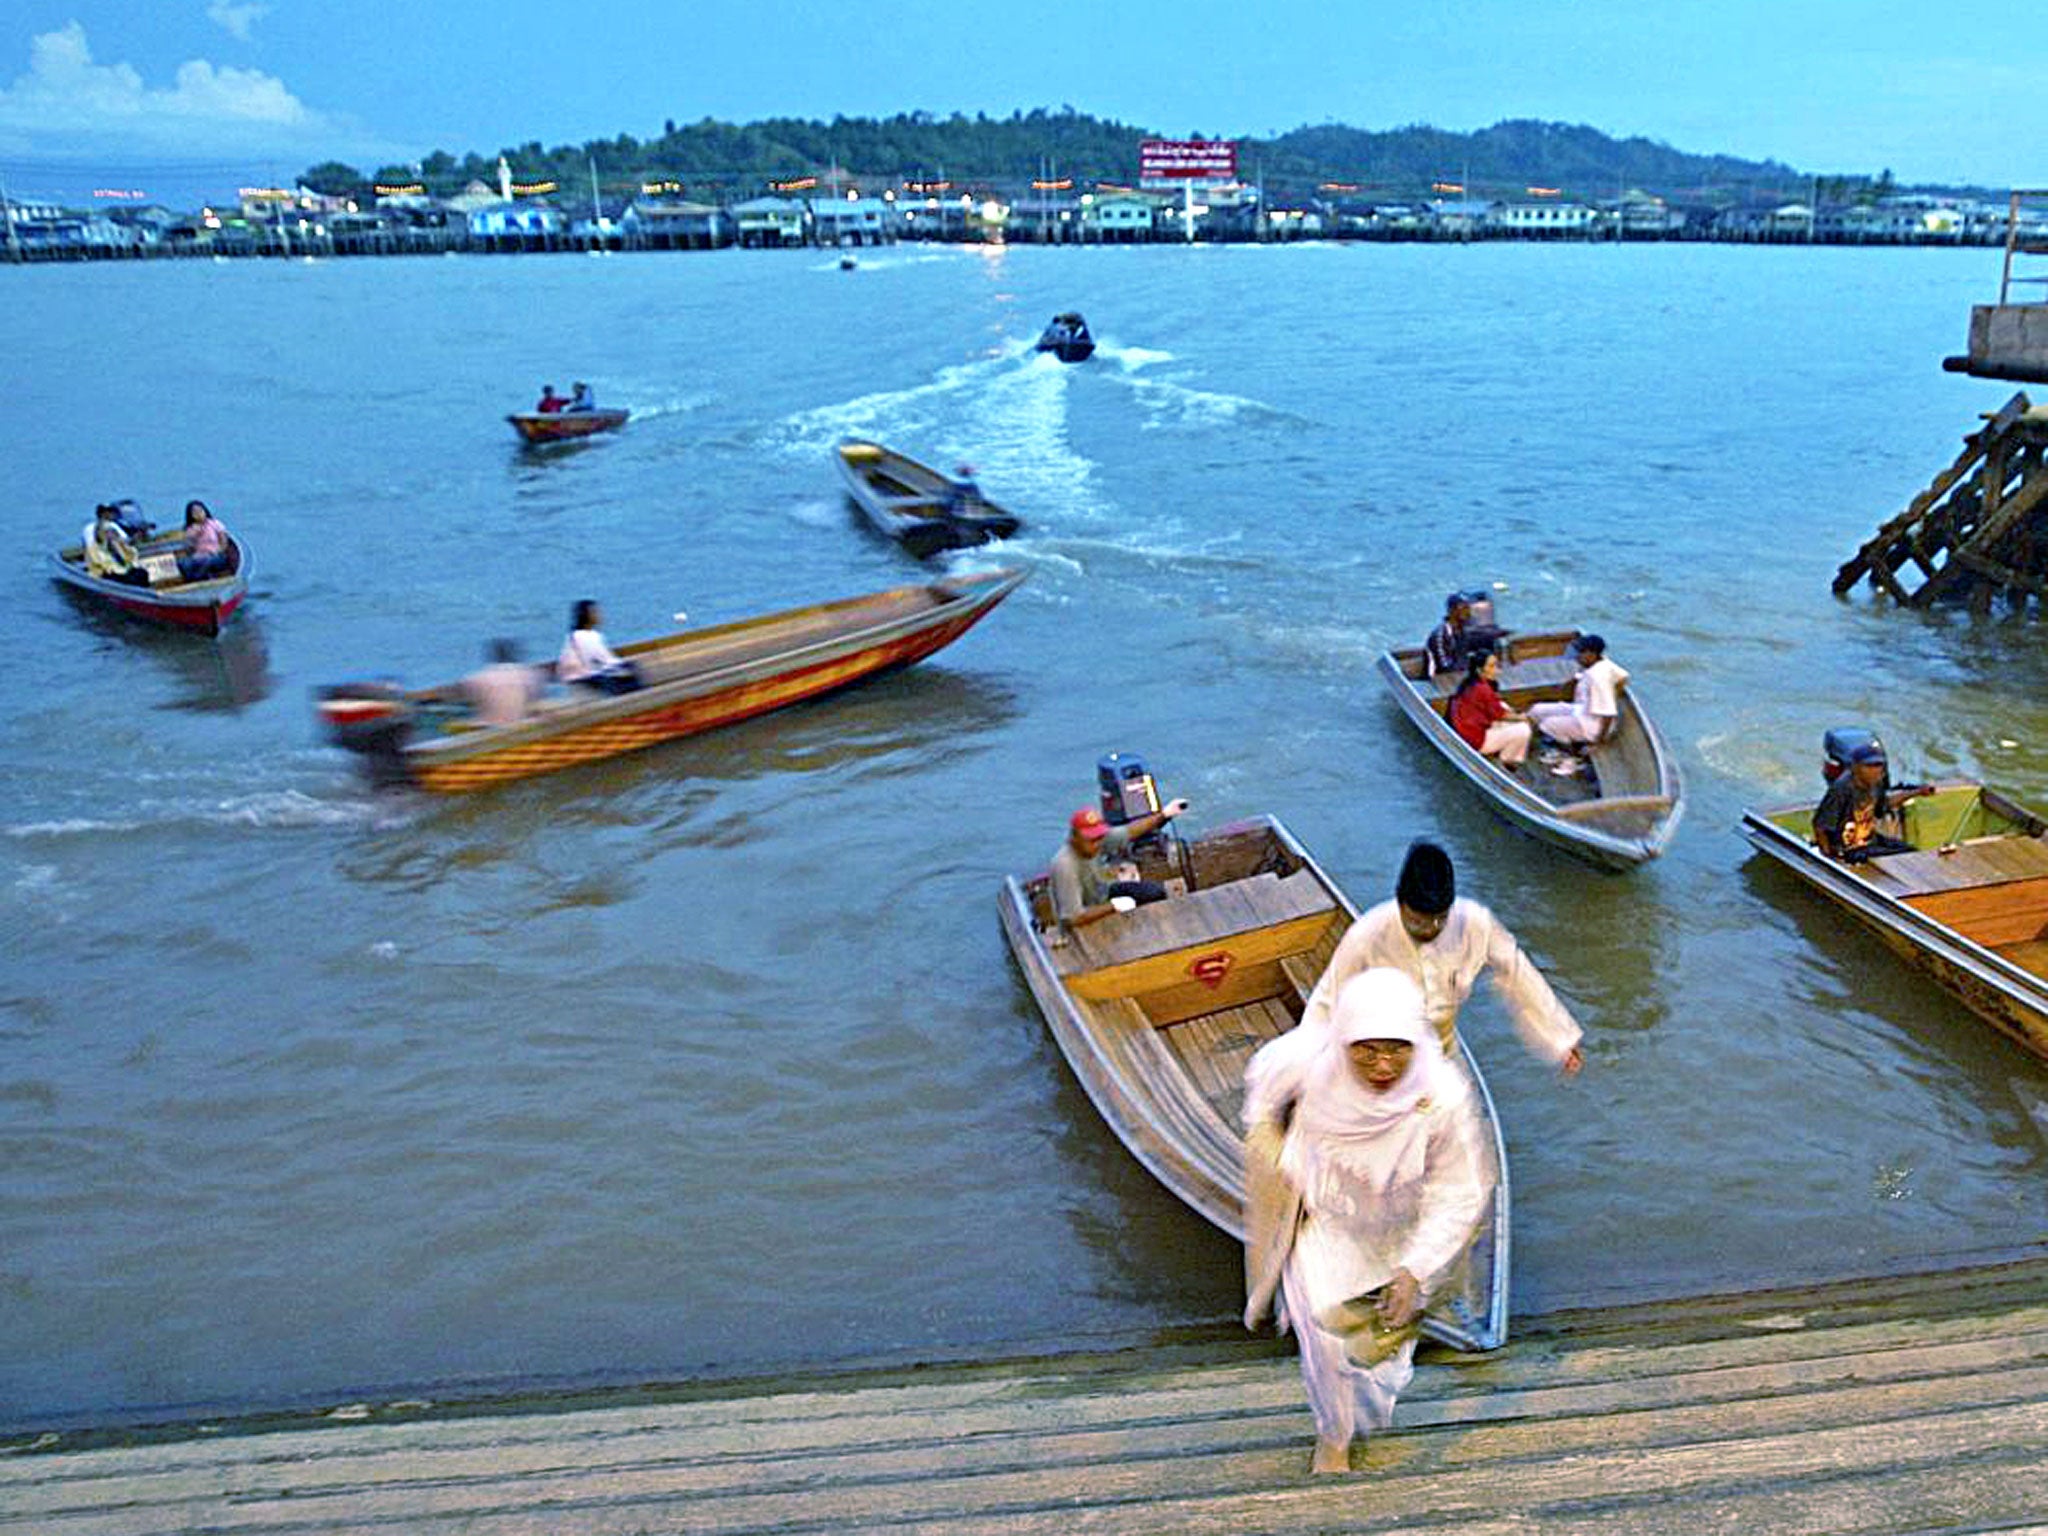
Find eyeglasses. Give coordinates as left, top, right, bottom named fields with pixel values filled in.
left=1348, top=1040, right=1415, bottom=1063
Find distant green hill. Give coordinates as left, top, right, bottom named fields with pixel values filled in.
left=304, top=109, right=1829, bottom=206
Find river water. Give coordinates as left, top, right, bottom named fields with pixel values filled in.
left=5, top=241, right=2047, bottom=1432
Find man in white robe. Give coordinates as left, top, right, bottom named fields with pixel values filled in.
left=1244, top=969, right=1492, bottom=1472
left=1302, top=840, right=1583, bottom=1074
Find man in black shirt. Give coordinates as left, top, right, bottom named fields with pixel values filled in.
left=1813, top=742, right=1930, bottom=862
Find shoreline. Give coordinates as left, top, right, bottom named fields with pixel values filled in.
left=10, top=1237, right=2044, bottom=1453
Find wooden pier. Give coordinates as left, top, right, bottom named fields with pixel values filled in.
left=5, top=1255, right=2048, bottom=1534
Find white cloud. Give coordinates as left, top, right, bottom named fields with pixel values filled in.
left=0, top=22, right=361, bottom=157
left=207, top=2, right=271, bottom=43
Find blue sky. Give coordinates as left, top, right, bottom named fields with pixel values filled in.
left=0, top=1, right=2039, bottom=202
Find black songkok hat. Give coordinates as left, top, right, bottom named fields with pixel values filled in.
left=1396, top=840, right=1456, bottom=915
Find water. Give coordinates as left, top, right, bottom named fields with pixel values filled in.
left=6, top=242, right=2047, bottom=1432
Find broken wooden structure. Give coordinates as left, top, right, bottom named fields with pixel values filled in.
left=1832, top=391, right=2048, bottom=609
left=1837, top=191, right=2048, bottom=611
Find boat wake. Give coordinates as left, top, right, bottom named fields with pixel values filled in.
left=769, top=351, right=1102, bottom=531
left=621, top=392, right=714, bottom=421
left=5, top=789, right=390, bottom=839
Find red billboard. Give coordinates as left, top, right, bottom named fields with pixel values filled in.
left=1140, top=139, right=1238, bottom=183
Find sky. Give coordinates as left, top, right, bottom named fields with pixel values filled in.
left=0, top=1, right=2041, bottom=205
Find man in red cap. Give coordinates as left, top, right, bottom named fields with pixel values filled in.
left=1048, top=797, right=1191, bottom=931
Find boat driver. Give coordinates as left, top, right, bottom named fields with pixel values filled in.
left=1812, top=742, right=1929, bottom=863
left=1048, top=800, right=1191, bottom=932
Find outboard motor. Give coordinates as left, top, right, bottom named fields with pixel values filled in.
left=111, top=498, right=155, bottom=541
left=1459, top=588, right=1509, bottom=659
left=1823, top=727, right=1884, bottom=784
left=316, top=682, right=417, bottom=789
left=1098, top=751, right=1160, bottom=825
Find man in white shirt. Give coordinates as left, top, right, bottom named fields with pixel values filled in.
left=1529, top=633, right=1628, bottom=746
left=1301, top=841, right=1584, bottom=1075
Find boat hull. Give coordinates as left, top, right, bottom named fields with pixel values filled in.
left=508, top=409, right=628, bottom=443
left=1379, top=632, right=1683, bottom=870
left=49, top=538, right=250, bottom=636
left=1742, top=788, right=2048, bottom=1062
left=834, top=438, right=1022, bottom=554
left=999, top=813, right=1512, bottom=1352
left=333, top=569, right=1027, bottom=793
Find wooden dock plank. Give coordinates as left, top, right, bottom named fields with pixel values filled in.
left=9, top=1265, right=2048, bottom=1536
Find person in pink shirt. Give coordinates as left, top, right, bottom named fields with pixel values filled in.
left=174, top=500, right=233, bottom=581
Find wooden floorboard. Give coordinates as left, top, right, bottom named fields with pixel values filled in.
left=9, top=1260, right=2048, bottom=1535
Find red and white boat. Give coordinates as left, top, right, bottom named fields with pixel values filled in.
left=50, top=529, right=249, bottom=636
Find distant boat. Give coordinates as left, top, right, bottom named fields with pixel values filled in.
left=839, top=254, right=857, bottom=271
left=1743, top=777, right=2048, bottom=1063
left=833, top=438, right=1023, bottom=558
left=999, top=810, right=1511, bottom=1352
left=1379, top=629, right=1683, bottom=870
left=507, top=407, right=629, bottom=444
left=50, top=528, right=249, bottom=636
left=316, top=568, right=1027, bottom=792
left=1035, top=311, right=1095, bottom=362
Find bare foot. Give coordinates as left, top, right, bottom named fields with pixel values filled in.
left=1310, top=1437, right=1351, bottom=1475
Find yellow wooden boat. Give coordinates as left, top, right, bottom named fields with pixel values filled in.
left=999, top=813, right=1511, bottom=1351
left=319, top=568, right=1026, bottom=792
left=1743, top=781, right=2048, bottom=1062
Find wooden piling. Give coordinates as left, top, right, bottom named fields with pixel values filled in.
left=1832, top=391, right=2048, bottom=609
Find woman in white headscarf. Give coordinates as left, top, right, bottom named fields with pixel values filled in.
left=1243, top=967, right=1493, bottom=1474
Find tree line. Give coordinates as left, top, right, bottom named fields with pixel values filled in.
left=299, top=108, right=1907, bottom=208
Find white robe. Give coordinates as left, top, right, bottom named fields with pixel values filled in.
left=1245, top=975, right=1493, bottom=1445
left=1301, top=898, right=1581, bottom=1063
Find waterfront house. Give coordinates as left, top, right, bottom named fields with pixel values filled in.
left=810, top=196, right=895, bottom=247
left=620, top=198, right=732, bottom=250
left=1490, top=200, right=1597, bottom=237
left=1008, top=190, right=1084, bottom=243
left=1082, top=192, right=1159, bottom=243
left=732, top=196, right=807, bottom=248
left=1262, top=197, right=1325, bottom=240
left=1430, top=198, right=1492, bottom=238
left=469, top=200, right=567, bottom=250
left=1605, top=189, right=1685, bottom=239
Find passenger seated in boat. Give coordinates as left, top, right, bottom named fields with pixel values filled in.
left=174, top=500, right=233, bottom=582
left=1423, top=592, right=1472, bottom=679
left=1047, top=800, right=1191, bottom=932
left=568, top=381, right=596, bottom=412
left=82, top=503, right=151, bottom=587
left=464, top=638, right=540, bottom=726
left=1529, top=634, right=1627, bottom=748
left=1447, top=650, right=1532, bottom=768
left=1813, top=741, right=1930, bottom=863
left=557, top=600, right=642, bottom=695
left=536, top=384, right=569, bottom=414
left=946, top=464, right=981, bottom=516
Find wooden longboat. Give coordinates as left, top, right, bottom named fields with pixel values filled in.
left=833, top=439, right=1022, bottom=558
left=507, top=408, right=629, bottom=444
left=1379, top=631, right=1684, bottom=870
left=318, top=568, right=1027, bottom=793
left=999, top=814, right=1512, bottom=1352
left=1742, top=782, right=2048, bottom=1062
left=50, top=533, right=249, bottom=636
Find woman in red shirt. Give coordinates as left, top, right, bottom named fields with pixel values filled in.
left=1446, top=650, right=1532, bottom=768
